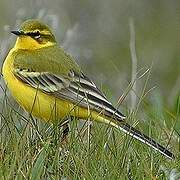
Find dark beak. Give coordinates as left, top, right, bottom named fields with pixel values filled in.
left=11, top=30, right=24, bottom=36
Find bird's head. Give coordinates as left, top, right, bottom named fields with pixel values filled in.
left=11, top=19, right=57, bottom=50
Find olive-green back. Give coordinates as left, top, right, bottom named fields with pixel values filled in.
left=13, top=45, right=81, bottom=76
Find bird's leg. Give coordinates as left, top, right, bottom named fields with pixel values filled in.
left=61, top=121, right=69, bottom=144
left=62, top=123, right=69, bottom=139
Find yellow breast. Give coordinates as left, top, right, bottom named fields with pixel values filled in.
left=2, top=48, right=95, bottom=123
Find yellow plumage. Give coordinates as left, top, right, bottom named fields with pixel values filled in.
left=2, top=19, right=174, bottom=159
left=3, top=47, right=110, bottom=126
left=2, top=49, right=99, bottom=122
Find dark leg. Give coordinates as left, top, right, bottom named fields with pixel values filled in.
left=61, top=122, right=69, bottom=144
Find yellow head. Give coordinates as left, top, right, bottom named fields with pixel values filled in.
left=11, top=19, right=57, bottom=50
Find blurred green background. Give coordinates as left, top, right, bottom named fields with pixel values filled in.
left=0, top=2, right=179, bottom=178
left=0, top=0, right=179, bottom=110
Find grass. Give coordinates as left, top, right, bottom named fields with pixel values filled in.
left=0, top=77, right=179, bottom=179
left=0, top=14, right=179, bottom=179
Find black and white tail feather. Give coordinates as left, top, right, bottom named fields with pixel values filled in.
left=15, top=68, right=174, bottom=159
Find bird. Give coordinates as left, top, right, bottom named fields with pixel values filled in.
left=2, top=19, right=174, bottom=159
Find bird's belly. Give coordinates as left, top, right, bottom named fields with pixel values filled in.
left=2, top=53, right=92, bottom=122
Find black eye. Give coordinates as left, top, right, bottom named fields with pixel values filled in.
left=33, top=31, right=41, bottom=39
left=27, top=31, right=41, bottom=39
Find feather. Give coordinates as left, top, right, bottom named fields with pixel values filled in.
left=15, top=68, right=126, bottom=120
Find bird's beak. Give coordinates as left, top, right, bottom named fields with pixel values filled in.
left=11, top=30, right=24, bottom=36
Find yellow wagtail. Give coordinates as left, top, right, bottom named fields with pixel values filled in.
left=2, top=19, right=174, bottom=159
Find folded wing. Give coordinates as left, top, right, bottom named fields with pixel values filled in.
left=14, top=68, right=126, bottom=121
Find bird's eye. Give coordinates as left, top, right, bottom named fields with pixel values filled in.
left=27, top=31, right=41, bottom=39
left=33, top=31, right=41, bottom=39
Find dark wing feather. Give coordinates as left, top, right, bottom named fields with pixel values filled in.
left=14, top=68, right=126, bottom=120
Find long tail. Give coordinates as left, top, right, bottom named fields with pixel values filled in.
left=107, top=120, right=174, bottom=159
